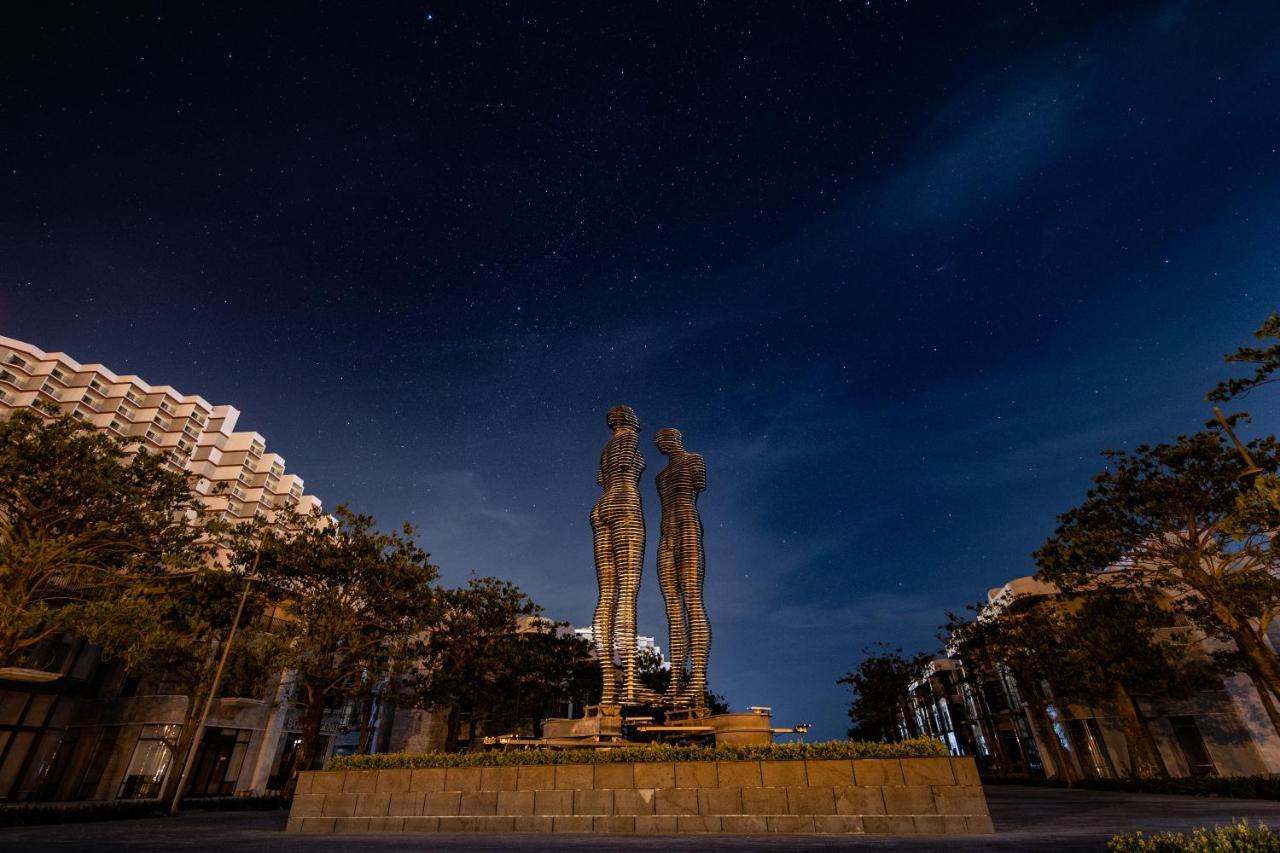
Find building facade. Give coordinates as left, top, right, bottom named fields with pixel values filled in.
left=0, top=335, right=330, bottom=803
left=908, top=574, right=1280, bottom=782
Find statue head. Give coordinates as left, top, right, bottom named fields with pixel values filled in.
left=606, top=405, right=640, bottom=431
left=655, top=427, right=684, bottom=455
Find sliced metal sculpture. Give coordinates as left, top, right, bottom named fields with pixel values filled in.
left=656, top=427, right=710, bottom=709
left=590, top=405, right=646, bottom=704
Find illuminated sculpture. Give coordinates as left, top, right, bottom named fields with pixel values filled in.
left=590, top=405, right=646, bottom=704
left=656, top=427, right=710, bottom=709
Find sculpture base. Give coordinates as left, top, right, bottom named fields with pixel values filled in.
left=540, top=704, right=624, bottom=743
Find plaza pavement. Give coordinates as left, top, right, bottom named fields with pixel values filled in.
left=5, top=785, right=1280, bottom=851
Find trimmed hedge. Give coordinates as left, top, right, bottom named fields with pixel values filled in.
left=1109, top=820, right=1280, bottom=852
left=327, top=736, right=950, bottom=771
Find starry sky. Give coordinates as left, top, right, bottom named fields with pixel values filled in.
left=3, top=2, right=1279, bottom=741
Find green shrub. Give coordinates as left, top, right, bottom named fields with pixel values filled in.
left=1109, top=820, right=1280, bottom=852
left=327, top=736, right=949, bottom=771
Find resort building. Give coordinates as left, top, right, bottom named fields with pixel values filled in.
left=908, top=573, right=1280, bottom=781
left=0, top=335, right=328, bottom=803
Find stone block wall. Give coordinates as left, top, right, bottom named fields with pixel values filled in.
left=287, top=756, right=991, bottom=835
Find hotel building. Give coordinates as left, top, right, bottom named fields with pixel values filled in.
left=0, top=335, right=328, bottom=803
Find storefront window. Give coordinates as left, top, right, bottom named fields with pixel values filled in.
left=117, top=724, right=179, bottom=799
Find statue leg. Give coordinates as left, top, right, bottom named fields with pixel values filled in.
left=614, top=523, right=644, bottom=703
left=681, top=521, right=710, bottom=708
left=591, top=516, right=618, bottom=704
left=657, top=537, right=687, bottom=704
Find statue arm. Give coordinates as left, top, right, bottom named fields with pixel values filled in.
left=692, top=454, right=707, bottom=492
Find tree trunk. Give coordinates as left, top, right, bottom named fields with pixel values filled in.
left=357, top=693, right=374, bottom=755
left=1111, top=681, right=1166, bottom=780
left=1249, top=673, right=1280, bottom=741
left=444, top=706, right=462, bottom=753
left=159, top=693, right=203, bottom=805
left=285, top=682, right=327, bottom=798
left=1024, top=694, right=1080, bottom=785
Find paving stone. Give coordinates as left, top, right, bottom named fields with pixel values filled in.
left=511, top=816, right=555, bottom=833
left=594, top=763, right=635, bottom=790
left=767, top=815, right=816, bottom=833
left=444, top=767, right=482, bottom=793
left=321, top=793, right=358, bottom=818
left=677, top=815, right=723, bottom=832
left=355, top=792, right=390, bottom=817
left=834, top=785, right=885, bottom=815
left=901, top=757, right=955, bottom=787
left=882, top=786, right=937, bottom=816
left=409, top=768, right=446, bottom=793
left=951, top=757, right=981, bottom=786
left=572, top=788, right=613, bottom=816
left=721, top=815, right=769, bottom=833
left=290, top=795, right=324, bottom=818
left=294, top=773, right=314, bottom=796
left=420, top=791, right=461, bottom=816
left=374, top=769, right=412, bottom=794
left=634, top=762, right=675, bottom=790
left=554, top=764, right=594, bottom=791
left=941, top=815, right=971, bottom=834
left=967, top=813, right=995, bottom=833
left=787, top=786, right=836, bottom=815
left=333, top=817, right=370, bottom=833
left=851, top=759, right=904, bottom=787
left=614, top=788, right=656, bottom=816
left=400, top=816, right=439, bottom=832
left=387, top=791, right=424, bottom=816
left=552, top=816, right=594, bottom=832
left=480, top=766, right=518, bottom=792
left=311, top=772, right=345, bottom=794
left=741, top=786, right=788, bottom=814
left=299, top=818, right=336, bottom=833
left=674, top=762, right=717, bottom=789
left=343, top=771, right=378, bottom=794
left=285, top=817, right=304, bottom=833
left=594, top=816, right=636, bottom=833
left=533, top=789, right=573, bottom=816
left=716, top=761, right=761, bottom=788
left=458, top=790, right=498, bottom=816
left=516, top=765, right=554, bottom=791
left=812, top=815, right=863, bottom=834
left=366, top=817, right=405, bottom=832
left=913, top=815, right=948, bottom=834
left=862, top=814, right=918, bottom=834
left=496, top=790, right=535, bottom=816
left=805, top=760, right=854, bottom=787
left=654, top=787, right=699, bottom=816
left=634, top=815, right=679, bottom=833
left=933, top=784, right=989, bottom=815
left=697, top=786, right=742, bottom=815
left=759, top=761, right=807, bottom=788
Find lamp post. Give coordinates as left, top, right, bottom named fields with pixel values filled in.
left=168, top=549, right=259, bottom=816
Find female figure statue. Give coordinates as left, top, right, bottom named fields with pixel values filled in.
left=590, top=405, right=646, bottom=704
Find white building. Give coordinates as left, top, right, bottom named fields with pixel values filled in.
left=573, top=626, right=665, bottom=666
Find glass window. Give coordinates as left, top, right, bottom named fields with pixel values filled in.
left=117, top=724, right=179, bottom=800
left=1169, top=715, right=1217, bottom=777
left=75, top=728, right=119, bottom=800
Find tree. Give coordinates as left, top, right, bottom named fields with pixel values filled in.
left=837, top=643, right=930, bottom=742
left=1208, top=312, right=1280, bottom=403
left=947, top=601, right=1081, bottom=783
left=1034, top=428, right=1280, bottom=738
left=0, top=408, right=206, bottom=666
left=244, top=505, right=439, bottom=791
left=410, top=576, right=598, bottom=749
left=82, top=565, right=279, bottom=802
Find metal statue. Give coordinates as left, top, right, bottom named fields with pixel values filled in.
left=655, top=427, right=710, bottom=709
left=590, top=405, right=646, bottom=704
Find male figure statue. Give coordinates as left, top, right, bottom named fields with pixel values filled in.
left=590, top=405, right=646, bottom=704
left=655, top=427, right=710, bottom=709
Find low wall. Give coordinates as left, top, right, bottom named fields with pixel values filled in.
left=287, top=756, right=992, bottom=835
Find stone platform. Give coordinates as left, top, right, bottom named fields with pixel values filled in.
left=286, top=756, right=992, bottom=836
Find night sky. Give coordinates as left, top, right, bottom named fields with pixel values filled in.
left=3, top=2, right=1279, bottom=740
